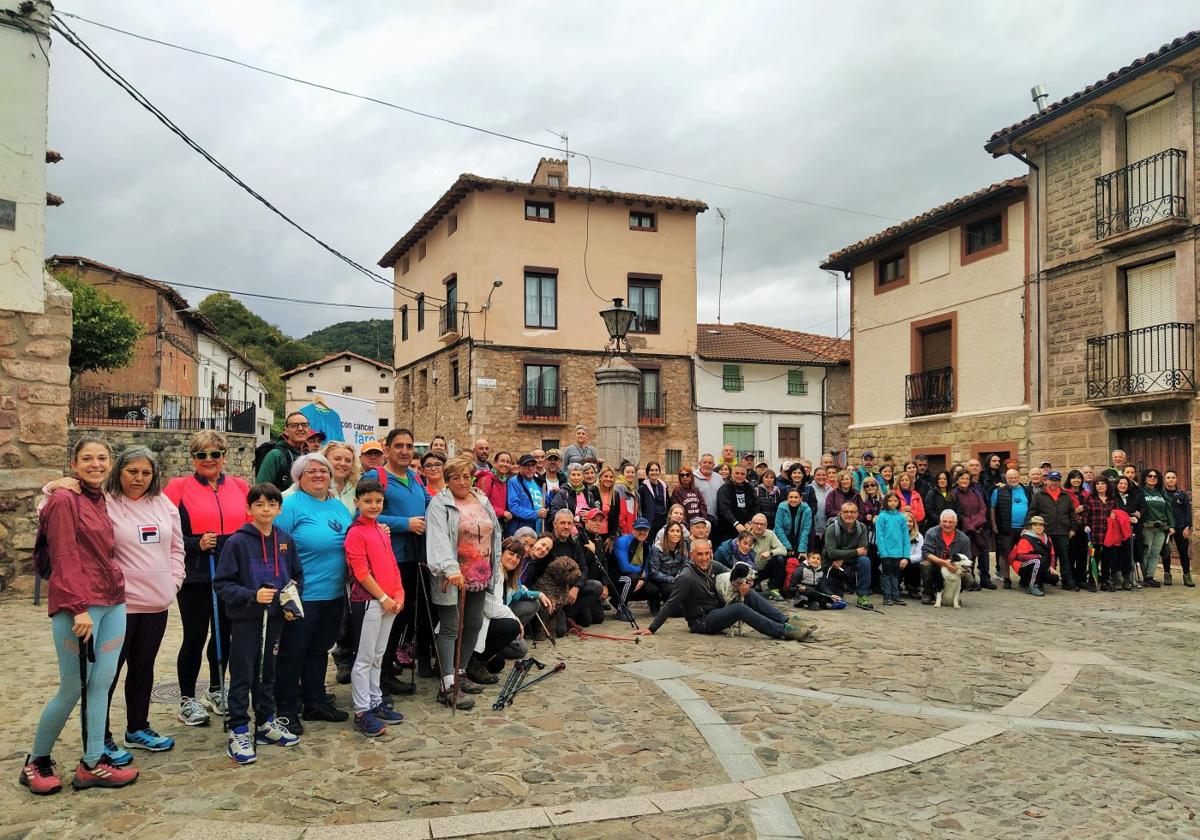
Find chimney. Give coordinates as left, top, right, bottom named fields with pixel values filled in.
left=531, top=158, right=568, bottom=188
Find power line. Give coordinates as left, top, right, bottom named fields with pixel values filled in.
left=164, top=279, right=396, bottom=310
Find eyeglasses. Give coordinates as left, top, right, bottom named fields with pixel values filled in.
left=192, top=450, right=226, bottom=461
left=286, top=422, right=310, bottom=430
left=423, top=462, right=444, bottom=470
left=303, top=468, right=330, bottom=477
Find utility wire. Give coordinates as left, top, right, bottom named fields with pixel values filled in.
left=161, top=279, right=397, bottom=310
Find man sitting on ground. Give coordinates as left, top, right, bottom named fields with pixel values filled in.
left=919, top=509, right=973, bottom=605
left=822, top=502, right=873, bottom=609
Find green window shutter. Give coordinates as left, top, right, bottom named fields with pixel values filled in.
left=787, top=369, right=807, bottom=395
left=722, top=364, right=743, bottom=392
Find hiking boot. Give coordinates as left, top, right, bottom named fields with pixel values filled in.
left=882, top=598, right=894, bottom=606
left=1144, top=577, right=1161, bottom=588
left=335, top=662, right=352, bottom=685
left=1122, top=576, right=1134, bottom=591
left=967, top=583, right=981, bottom=592
left=1086, top=580, right=1098, bottom=593
left=891, top=597, right=906, bottom=606
left=1003, top=579, right=1012, bottom=590
left=1101, top=580, right=1114, bottom=592
left=177, top=697, right=210, bottom=727
left=225, top=726, right=257, bottom=765
left=417, top=662, right=438, bottom=679
left=302, top=702, right=349, bottom=723
left=980, top=579, right=997, bottom=590
left=72, top=755, right=139, bottom=789
left=455, top=676, right=485, bottom=695
left=1185, top=574, right=1195, bottom=587
left=102, top=736, right=133, bottom=767
left=382, top=675, right=416, bottom=695
left=782, top=623, right=813, bottom=641
left=1029, top=585, right=1045, bottom=597
left=372, top=703, right=405, bottom=724
left=921, top=595, right=935, bottom=605
left=436, top=688, right=475, bottom=710
left=124, top=727, right=174, bottom=752
left=255, top=716, right=299, bottom=747
left=465, top=657, right=499, bottom=686
left=201, top=687, right=226, bottom=717
left=353, top=711, right=387, bottom=737
left=1163, top=572, right=1173, bottom=586
left=19, top=755, right=61, bottom=796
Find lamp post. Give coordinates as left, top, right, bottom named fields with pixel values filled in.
left=600, top=297, right=636, bottom=355
left=594, top=298, right=641, bottom=467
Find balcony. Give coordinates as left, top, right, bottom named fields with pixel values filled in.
left=639, top=390, right=666, bottom=425
left=1095, top=149, right=1188, bottom=246
left=438, top=303, right=459, bottom=340
left=519, top=387, right=568, bottom=423
left=1086, top=322, right=1195, bottom=403
left=69, top=389, right=257, bottom=434
left=722, top=374, right=744, bottom=392
left=905, top=367, right=953, bottom=418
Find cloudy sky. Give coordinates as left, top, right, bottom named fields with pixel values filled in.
left=45, top=1, right=1197, bottom=341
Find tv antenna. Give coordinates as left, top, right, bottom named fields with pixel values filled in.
left=545, top=129, right=569, bottom=158
left=824, top=270, right=842, bottom=336
left=715, top=208, right=730, bottom=322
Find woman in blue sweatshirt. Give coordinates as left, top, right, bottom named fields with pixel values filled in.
left=874, top=492, right=911, bottom=607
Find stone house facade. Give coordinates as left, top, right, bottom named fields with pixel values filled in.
left=985, top=32, right=1200, bottom=492
left=379, top=158, right=705, bottom=466
left=282, top=350, right=394, bottom=438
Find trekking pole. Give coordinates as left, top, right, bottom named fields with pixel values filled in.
left=507, top=661, right=566, bottom=703
left=592, top=553, right=639, bottom=629
left=451, top=584, right=466, bottom=717
left=78, top=635, right=94, bottom=758
left=208, top=552, right=228, bottom=732
left=504, top=658, right=543, bottom=707
left=493, top=660, right=524, bottom=708
left=534, top=612, right=557, bottom=648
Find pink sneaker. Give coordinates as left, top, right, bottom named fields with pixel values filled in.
left=71, top=755, right=139, bottom=790
left=19, top=754, right=62, bottom=795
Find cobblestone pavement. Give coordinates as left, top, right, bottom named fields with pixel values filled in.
left=2, top=575, right=1198, bottom=839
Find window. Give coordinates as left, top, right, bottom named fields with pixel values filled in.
left=379, top=418, right=389, bottom=427
left=401, top=374, right=410, bottom=404
left=628, top=276, right=660, bottom=333
left=722, top=364, right=743, bottom=391
left=723, top=424, right=755, bottom=454
left=448, top=214, right=457, bottom=236
left=523, top=364, right=560, bottom=417
left=342, top=386, right=353, bottom=394
left=259, top=393, right=264, bottom=407
left=401, top=256, right=410, bottom=275
left=400, top=305, right=409, bottom=341
left=964, top=214, right=1003, bottom=255
left=525, top=201, right=554, bottom=222
left=778, top=427, right=802, bottom=458
left=877, top=251, right=906, bottom=288
left=379, top=386, right=389, bottom=394
left=547, top=175, right=560, bottom=187
left=542, top=438, right=560, bottom=451
left=639, top=369, right=662, bottom=420
left=306, top=385, right=316, bottom=393
left=787, top=369, right=807, bottom=396
left=665, top=449, right=682, bottom=474
left=417, top=369, right=428, bottom=408
left=417, top=294, right=425, bottom=331
left=344, top=365, right=352, bottom=372
left=525, top=271, right=557, bottom=328
left=919, top=324, right=952, bottom=372
left=630, top=211, right=656, bottom=230
left=450, top=359, right=460, bottom=397
left=418, top=242, right=427, bottom=261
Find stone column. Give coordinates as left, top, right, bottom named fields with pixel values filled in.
left=594, top=355, right=641, bottom=467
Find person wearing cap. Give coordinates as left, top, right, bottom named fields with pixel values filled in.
left=852, top=451, right=881, bottom=493
left=611, top=518, right=661, bottom=612
left=671, top=466, right=708, bottom=523
left=506, top=454, right=547, bottom=537
left=737, top=452, right=759, bottom=487
left=1010, top=515, right=1053, bottom=596
left=539, top=449, right=566, bottom=496
left=305, top=430, right=326, bottom=454
left=562, top=425, right=598, bottom=467
left=549, top=462, right=600, bottom=520
left=359, top=440, right=385, bottom=474
left=1027, top=469, right=1079, bottom=591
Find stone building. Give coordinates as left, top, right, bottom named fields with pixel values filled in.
left=985, top=31, right=1200, bottom=488
left=281, top=350, right=394, bottom=438
left=693, top=322, right=850, bottom=467
left=822, top=179, right=1031, bottom=473
left=0, top=1, right=72, bottom=582
left=378, top=158, right=705, bottom=465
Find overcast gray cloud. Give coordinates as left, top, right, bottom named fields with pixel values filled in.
left=45, top=1, right=1197, bottom=341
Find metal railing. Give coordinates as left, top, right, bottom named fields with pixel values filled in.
left=905, top=367, right=953, bottom=417
left=1095, top=148, right=1187, bottom=239
left=70, top=389, right=257, bottom=434
left=520, top=387, right=567, bottom=420
left=639, top=390, right=665, bottom=423
left=1086, top=322, right=1195, bottom=399
left=722, top=374, right=744, bottom=392
left=439, top=302, right=458, bottom=335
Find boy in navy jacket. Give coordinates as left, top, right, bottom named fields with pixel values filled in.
left=214, top=483, right=304, bottom=764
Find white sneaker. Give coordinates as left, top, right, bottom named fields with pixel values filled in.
left=255, top=716, right=300, bottom=747
left=178, top=696, right=211, bottom=726
left=202, top=687, right=227, bottom=716
left=226, top=726, right=256, bottom=765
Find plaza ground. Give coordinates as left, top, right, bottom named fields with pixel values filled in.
left=2, top=575, right=1198, bottom=839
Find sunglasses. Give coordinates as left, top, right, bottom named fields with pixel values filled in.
left=192, top=450, right=226, bottom=461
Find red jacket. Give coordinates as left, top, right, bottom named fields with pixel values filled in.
left=1103, top=509, right=1133, bottom=547
left=475, top=470, right=508, bottom=519
left=344, top=516, right=404, bottom=603
left=164, top=473, right=250, bottom=584
left=42, top=483, right=124, bottom=617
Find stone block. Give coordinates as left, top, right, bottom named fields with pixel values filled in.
left=0, top=467, right=76, bottom=492
left=0, top=446, right=24, bottom=469
left=24, top=338, right=71, bottom=360
left=650, top=782, right=755, bottom=812
left=0, top=325, right=19, bottom=346
left=27, top=445, right=68, bottom=467
left=20, top=312, right=71, bottom=338
left=429, top=807, right=550, bottom=837
left=18, top=405, right=69, bottom=446
left=20, top=384, right=69, bottom=405
left=1, top=360, right=70, bottom=386
left=0, top=410, right=14, bottom=429
left=547, top=795, right=658, bottom=826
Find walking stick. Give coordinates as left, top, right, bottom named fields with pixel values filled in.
left=78, top=636, right=94, bottom=759
left=451, top=584, right=466, bottom=716
left=534, top=612, right=557, bottom=648
left=208, top=552, right=228, bottom=732
left=591, top=551, right=640, bottom=630
left=507, top=661, right=566, bottom=703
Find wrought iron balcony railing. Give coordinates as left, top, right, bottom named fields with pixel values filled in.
left=520, top=387, right=567, bottom=420
left=1094, top=148, right=1187, bottom=240
left=1086, top=322, right=1195, bottom=400
left=905, top=367, right=953, bottom=417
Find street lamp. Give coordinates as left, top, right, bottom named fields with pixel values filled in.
left=600, top=297, right=636, bottom=354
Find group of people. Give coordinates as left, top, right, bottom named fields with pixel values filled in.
left=20, top=415, right=1193, bottom=796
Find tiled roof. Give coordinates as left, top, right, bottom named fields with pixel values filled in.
left=696, top=322, right=850, bottom=366
left=820, top=177, right=1026, bottom=270
left=280, top=349, right=393, bottom=379
left=378, top=173, right=708, bottom=267
left=985, top=30, right=1200, bottom=152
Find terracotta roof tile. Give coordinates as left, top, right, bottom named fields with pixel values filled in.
left=378, top=173, right=707, bottom=267
left=280, top=349, right=393, bottom=379
left=985, top=30, right=1200, bottom=151
left=820, top=178, right=1026, bottom=270
left=696, top=322, right=849, bottom=366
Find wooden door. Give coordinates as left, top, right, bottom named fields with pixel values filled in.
left=1117, top=425, right=1191, bottom=489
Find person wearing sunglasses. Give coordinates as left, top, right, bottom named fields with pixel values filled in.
left=164, top=431, right=250, bottom=727
left=255, top=411, right=311, bottom=491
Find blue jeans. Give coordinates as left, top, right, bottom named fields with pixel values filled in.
left=851, top=554, right=872, bottom=596
left=699, top=590, right=787, bottom=638
left=33, top=605, right=127, bottom=765
left=880, top=557, right=903, bottom=601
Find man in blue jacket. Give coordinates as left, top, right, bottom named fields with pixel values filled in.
left=507, top=454, right=547, bottom=535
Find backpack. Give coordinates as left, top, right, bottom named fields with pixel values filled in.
left=32, top=491, right=82, bottom=579
left=253, top=439, right=296, bottom=489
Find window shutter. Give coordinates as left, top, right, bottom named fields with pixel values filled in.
left=1126, top=97, right=1174, bottom=163
left=1126, top=258, right=1176, bottom=331
left=921, top=326, right=952, bottom=371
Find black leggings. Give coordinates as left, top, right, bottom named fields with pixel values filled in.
left=177, top=581, right=230, bottom=699
left=107, top=610, right=169, bottom=737
left=1161, top=531, right=1192, bottom=574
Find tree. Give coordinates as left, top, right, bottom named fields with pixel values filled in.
left=303, top=318, right=393, bottom=362
left=56, top=273, right=142, bottom=379
left=198, top=292, right=321, bottom=371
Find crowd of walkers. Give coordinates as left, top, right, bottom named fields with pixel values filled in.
left=20, top=417, right=1193, bottom=795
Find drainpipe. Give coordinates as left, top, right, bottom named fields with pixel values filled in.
left=820, top=367, right=827, bottom=458
left=1003, top=145, right=1042, bottom=412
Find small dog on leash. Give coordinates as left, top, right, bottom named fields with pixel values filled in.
left=934, top=554, right=976, bottom=609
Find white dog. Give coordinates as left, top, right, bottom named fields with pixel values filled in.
left=934, top=554, right=976, bottom=609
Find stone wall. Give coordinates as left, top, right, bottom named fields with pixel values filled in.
left=1043, top=261, right=1104, bottom=409
left=68, top=427, right=258, bottom=484
left=0, top=276, right=73, bottom=583
left=1044, top=125, right=1102, bottom=264
left=848, top=408, right=1030, bottom=469
left=823, top=363, right=851, bottom=457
